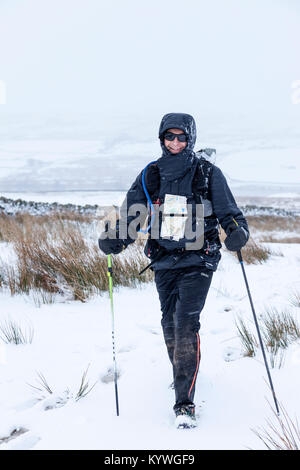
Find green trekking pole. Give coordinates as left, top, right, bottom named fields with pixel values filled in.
left=107, top=254, right=120, bottom=416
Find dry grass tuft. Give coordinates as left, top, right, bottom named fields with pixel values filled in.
left=240, top=239, right=272, bottom=264
left=261, top=307, right=300, bottom=368
left=290, top=289, right=300, bottom=308
left=226, top=238, right=273, bottom=264
left=27, top=367, right=97, bottom=406
left=0, top=212, right=153, bottom=301
left=0, top=319, right=34, bottom=345
left=0, top=212, right=95, bottom=243
left=259, top=235, right=300, bottom=244
left=246, top=215, right=300, bottom=234
left=235, top=316, right=259, bottom=357
left=1, top=210, right=297, bottom=300
left=236, top=307, right=300, bottom=368
left=252, top=401, right=300, bottom=450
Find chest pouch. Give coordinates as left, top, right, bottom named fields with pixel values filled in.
left=160, top=194, right=188, bottom=241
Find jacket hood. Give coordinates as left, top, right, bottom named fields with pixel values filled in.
left=157, top=113, right=197, bottom=181
left=158, top=113, right=197, bottom=153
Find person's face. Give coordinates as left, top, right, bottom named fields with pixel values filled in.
left=164, top=128, right=187, bottom=155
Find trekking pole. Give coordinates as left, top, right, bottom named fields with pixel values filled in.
left=237, top=249, right=280, bottom=416
left=107, top=254, right=120, bottom=416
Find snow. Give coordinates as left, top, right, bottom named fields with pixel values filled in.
left=1, top=191, right=126, bottom=207
left=218, top=148, right=300, bottom=185
left=269, top=192, right=300, bottom=198
left=0, top=112, right=299, bottom=197
left=1, top=242, right=300, bottom=450
left=0, top=113, right=299, bottom=450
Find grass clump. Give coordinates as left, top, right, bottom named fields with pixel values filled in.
left=247, top=215, right=300, bottom=234
left=29, top=371, right=54, bottom=395
left=236, top=307, right=300, bottom=368
left=0, top=213, right=153, bottom=301
left=0, top=319, right=34, bottom=345
left=75, top=364, right=97, bottom=402
left=235, top=317, right=258, bottom=357
left=289, top=289, right=300, bottom=308
left=28, top=366, right=97, bottom=408
left=262, top=308, right=300, bottom=368
left=252, top=401, right=300, bottom=450
left=237, top=239, right=272, bottom=264
left=259, top=235, right=300, bottom=244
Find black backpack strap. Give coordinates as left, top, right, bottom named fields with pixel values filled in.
left=144, top=161, right=160, bottom=200
left=192, top=155, right=214, bottom=202
left=143, top=155, right=214, bottom=202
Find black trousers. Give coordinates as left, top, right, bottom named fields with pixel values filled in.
left=154, top=266, right=213, bottom=410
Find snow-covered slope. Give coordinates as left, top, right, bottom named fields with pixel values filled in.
left=0, top=245, right=299, bottom=450
left=0, top=113, right=299, bottom=197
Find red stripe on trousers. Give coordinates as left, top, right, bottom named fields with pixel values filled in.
left=188, top=332, right=200, bottom=399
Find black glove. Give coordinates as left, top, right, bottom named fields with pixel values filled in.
left=98, top=236, right=126, bottom=255
left=224, top=222, right=249, bottom=252
left=98, top=220, right=127, bottom=255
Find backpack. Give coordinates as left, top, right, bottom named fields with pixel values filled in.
left=144, top=148, right=216, bottom=212
left=141, top=149, right=220, bottom=262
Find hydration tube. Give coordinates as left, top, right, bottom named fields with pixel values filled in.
left=139, top=160, right=158, bottom=234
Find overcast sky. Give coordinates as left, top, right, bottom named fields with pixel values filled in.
left=0, top=0, right=299, bottom=123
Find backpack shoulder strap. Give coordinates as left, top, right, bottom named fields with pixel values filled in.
left=144, top=161, right=160, bottom=199
left=192, top=154, right=214, bottom=201
left=143, top=151, right=214, bottom=201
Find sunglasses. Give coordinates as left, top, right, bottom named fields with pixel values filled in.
left=164, top=132, right=187, bottom=143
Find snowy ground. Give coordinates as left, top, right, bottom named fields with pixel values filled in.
left=0, top=113, right=299, bottom=450
left=1, top=190, right=127, bottom=208
left=0, top=242, right=300, bottom=450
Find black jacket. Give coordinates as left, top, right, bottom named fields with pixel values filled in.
left=118, top=113, right=249, bottom=271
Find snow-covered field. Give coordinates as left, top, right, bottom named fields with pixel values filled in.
left=0, top=113, right=300, bottom=450
left=0, top=112, right=299, bottom=197
left=0, top=240, right=300, bottom=450
left=0, top=190, right=126, bottom=208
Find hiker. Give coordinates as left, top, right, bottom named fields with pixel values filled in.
left=98, top=113, right=249, bottom=428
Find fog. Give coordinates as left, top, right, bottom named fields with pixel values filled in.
left=0, top=0, right=299, bottom=120
left=0, top=0, right=299, bottom=193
